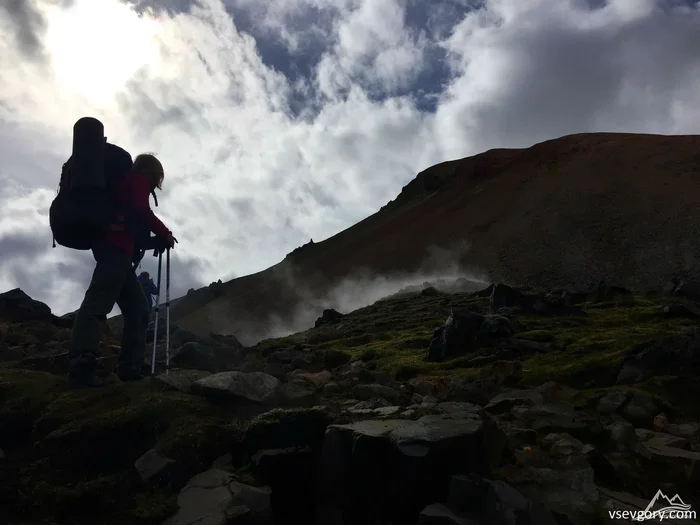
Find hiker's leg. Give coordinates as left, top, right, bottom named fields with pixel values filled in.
left=116, top=270, right=150, bottom=379
left=69, top=243, right=132, bottom=382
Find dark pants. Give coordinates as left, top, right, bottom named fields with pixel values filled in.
left=69, top=242, right=149, bottom=377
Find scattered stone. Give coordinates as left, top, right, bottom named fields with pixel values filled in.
left=607, top=421, right=637, bottom=451
left=596, top=391, right=629, bottom=414
left=154, top=369, right=212, bottom=394
left=209, top=332, right=244, bottom=348
left=494, top=464, right=599, bottom=524
left=426, top=309, right=484, bottom=362
left=490, top=284, right=522, bottom=313
left=348, top=398, right=393, bottom=414
left=134, top=448, right=177, bottom=484
left=447, top=474, right=558, bottom=525
left=323, top=382, right=343, bottom=396
left=162, top=469, right=272, bottom=525
left=168, top=341, right=243, bottom=373
left=192, top=371, right=281, bottom=404
left=408, top=377, right=437, bottom=396
left=653, top=412, right=668, bottom=431
left=435, top=402, right=481, bottom=415
left=485, top=389, right=544, bottom=414
left=672, top=280, right=700, bottom=302
left=661, top=300, right=700, bottom=318
left=447, top=378, right=509, bottom=406
left=290, top=369, right=332, bottom=389
left=622, top=393, right=660, bottom=426
left=634, top=429, right=700, bottom=480
left=478, top=315, right=516, bottom=339
left=665, top=422, right=700, bottom=439
left=315, top=309, right=344, bottom=327
left=352, top=383, right=400, bottom=404
left=417, top=503, right=471, bottom=524
left=479, top=360, right=523, bottom=385
left=281, top=377, right=318, bottom=407
left=617, top=329, right=700, bottom=383
left=373, top=406, right=401, bottom=417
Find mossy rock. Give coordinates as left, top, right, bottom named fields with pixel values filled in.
left=242, top=407, right=333, bottom=456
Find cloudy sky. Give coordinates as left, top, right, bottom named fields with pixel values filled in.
left=1, top=0, right=699, bottom=317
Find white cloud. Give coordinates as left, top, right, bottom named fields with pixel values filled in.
left=0, top=0, right=699, bottom=322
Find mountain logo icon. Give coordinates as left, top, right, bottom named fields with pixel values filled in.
left=639, top=489, right=692, bottom=520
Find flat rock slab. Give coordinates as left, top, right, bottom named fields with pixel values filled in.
left=485, top=390, right=544, bottom=414
left=192, top=371, right=280, bottom=404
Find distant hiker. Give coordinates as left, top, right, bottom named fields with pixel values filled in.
left=138, top=271, right=159, bottom=310
left=50, top=117, right=178, bottom=388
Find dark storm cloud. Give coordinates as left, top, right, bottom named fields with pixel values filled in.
left=440, top=0, right=700, bottom=153
left=0, top=231, right=48, bottom=262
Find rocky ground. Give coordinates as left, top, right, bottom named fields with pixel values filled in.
left=1, top=283, right=699, bottom=525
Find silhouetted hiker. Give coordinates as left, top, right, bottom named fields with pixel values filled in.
left=49, top=117, right=178, bottom=388
left=138, top=271, right=159, bottom=310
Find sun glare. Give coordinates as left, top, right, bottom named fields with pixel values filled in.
left=43, top=0, right=161, bottom=105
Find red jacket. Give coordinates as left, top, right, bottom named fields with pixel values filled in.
left=105, top=171, right=171, bottom=253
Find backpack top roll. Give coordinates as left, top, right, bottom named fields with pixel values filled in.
left=70, top=117, right=106, bottom=191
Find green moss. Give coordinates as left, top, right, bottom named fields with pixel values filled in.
left=518, top=330, right=555, bottom=342
left=243, top=407, right=332, bottom=454
left=320, top=348, right=351, bottom=368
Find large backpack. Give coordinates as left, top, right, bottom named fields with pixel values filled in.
left=49, top=117, right=135, bottom=250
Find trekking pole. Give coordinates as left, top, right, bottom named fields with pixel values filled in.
left=150, top=252, right=163, bottom=375
left=165, top=247, right=171, bottom=375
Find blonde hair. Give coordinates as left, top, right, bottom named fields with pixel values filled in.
left=133, top=153, right=164, bottom=190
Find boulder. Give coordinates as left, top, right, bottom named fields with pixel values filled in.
left=596, top=391, right=629, bottom=414
left=289, top=369, right=332, bottom=389
left=134, top=448, right=177, bottom=485
left=154, top=369, right=212, bottom=394
left=617, top=329, right=700, bottom=384
left=426, top=310, right=516, bottom=363
left=319, top=414, right=508, bottom=524
left=446, top=474, right=558, bottom=525
left=281, top=377, right=319, bottom=407
left=352, top=383, right=400, bottom=404
left=162, top=469, right=272, bottom=525
left=315, top=309, right=344, bottom=327
left=169, top=342, right=242, bottom=373
left=494, top=464, right=599, bottom=524
left=417, top=504, right=470, bottom=524
left=209, top=332, right=244, bottom=348
left=192, top=371, right=281, bottom=405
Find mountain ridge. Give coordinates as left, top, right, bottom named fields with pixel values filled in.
left=110, top=131, right=700, bottom=345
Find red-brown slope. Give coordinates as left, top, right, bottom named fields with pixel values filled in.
left=172, top=132, right=700, bottom=342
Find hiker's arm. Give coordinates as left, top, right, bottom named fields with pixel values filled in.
left=149, top=282, right=159, bottom=295
left=131, top=175, right=171, bottom=237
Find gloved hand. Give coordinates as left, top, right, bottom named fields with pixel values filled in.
left=151, top=233, right=178, bottom=255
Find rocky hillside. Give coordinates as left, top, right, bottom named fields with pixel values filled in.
left=139, top=132, right=700, bottom=345
left=2, top=283, right=700, bottom=525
